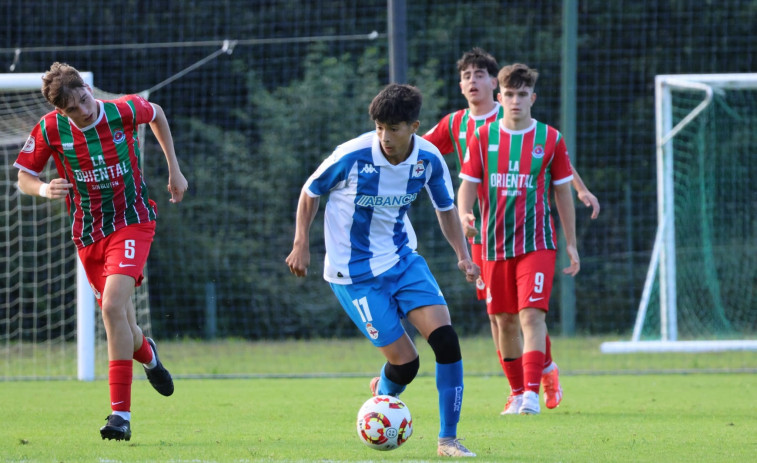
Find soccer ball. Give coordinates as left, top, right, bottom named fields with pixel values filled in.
left=356, top=395, right=413, bottom=451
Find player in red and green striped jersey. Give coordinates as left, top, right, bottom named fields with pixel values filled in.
left=14, top=62, right=187, bottom=441
left=426, top=49, right=597, bottom=415
left=459, top=63, right=580, bottom=415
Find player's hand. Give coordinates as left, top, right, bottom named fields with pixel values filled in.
left=167, top=170, right=188, bottom=203
left=44, top=178, right=73, bottom=199
left=577, top=190, right=600, bottom=219
left=562, top=245, right=580, bottom=277
left=458, top=259, right=480, bottom=283
left=286, top=246, right=310, bottom=277
left=460, top=212, right=478, bottom=238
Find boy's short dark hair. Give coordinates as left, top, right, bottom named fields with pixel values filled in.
left=457, top=47, right=500, bottom=77
left=41, top=62, right=86, bottom=109
left=368, top=84, right=422, bottom=124
left=498, top=63, right=539, bottom=89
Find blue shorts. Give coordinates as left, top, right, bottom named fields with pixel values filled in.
left=330, top=253, right=447, bottom=347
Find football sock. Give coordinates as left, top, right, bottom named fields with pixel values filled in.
left=542, top=361, right=556, bottom=375
left=113, top=410, right=131, bottom=421
left=132, top=335, right=156, bottom=368
left=543, top=334, right=553, bottom=370
left=436, top=360, right=463, bottom=438
left=503, top=357, right=524, bottom=395
left=379, top=364, right=406, bottom=396
left=108, top=360, right=133, bottom=412
left=522, top=350, right=546, bottom=394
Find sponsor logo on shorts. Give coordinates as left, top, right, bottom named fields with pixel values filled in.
left=119, top=262, right=136, bottom=268
left=89, top=283, right=102, bottom=300
left=528, top=296, right=544, bottom=302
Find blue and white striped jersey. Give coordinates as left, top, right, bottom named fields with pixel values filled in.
left=305, top=131, right=456, bottom=284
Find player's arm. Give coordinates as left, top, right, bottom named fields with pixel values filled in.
left=286, top=190, right=320, bottom=278
left=570, top=164, right=600, bottom=219
left=148, top=103, right=188, bottom=204
left=553, top=181, right=580, bottom=276
left=436, top=206, right=479, bottom=283
left=457, top=178, right=479, bottom=238
left=16, top=170, right=71, bottom=199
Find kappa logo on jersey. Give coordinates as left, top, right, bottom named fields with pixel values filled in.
left=411, top=160, right=425, bottom=178
left=366, top=323, right=379, bottom=340
left=532, top=144, right=545, bottom=159
left=113, top=129, right=126, bottom=144
left=361, top=164, right=378, bottom=174
left=21, top=136, right=35, bottom=153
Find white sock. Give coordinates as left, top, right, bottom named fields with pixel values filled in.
left=542, top=361, right=556, bottom=375
left=113, top=410, right=131, bottom=421
left=144, top=347, right=158, bottom=369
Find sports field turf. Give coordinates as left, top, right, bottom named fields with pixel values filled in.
left=1, top=336, right=755, bottom=462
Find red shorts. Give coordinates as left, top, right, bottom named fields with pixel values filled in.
left=471, top=242, right=486, bottom=301
left=483, top=249, right=556, bottom=315
left=77, top=221, right=156, bottom=303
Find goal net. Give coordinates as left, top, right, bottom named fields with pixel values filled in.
left=602, top=74, right=757, bottom=353
left=1, top=72, right=151, bottom=379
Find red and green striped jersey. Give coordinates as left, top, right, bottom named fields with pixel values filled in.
left=423, top=103, right=503, bottom=245
left=15, top=95, right=157, bottom=248
left=460, top=119, right=573, bottom=260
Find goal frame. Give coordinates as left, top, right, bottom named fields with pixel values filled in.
left=601, top=73, right=757, bottom=354
left=0, top=72, right=97, bottom=380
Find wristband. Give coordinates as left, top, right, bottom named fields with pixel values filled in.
left=39, top=183, right=49, bottom=198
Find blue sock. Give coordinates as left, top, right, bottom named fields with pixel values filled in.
left=378, top=363, right=406, bottom=396
left=436, top=360, right=463, bottom=438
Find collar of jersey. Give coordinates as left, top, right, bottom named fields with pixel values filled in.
left=371, top=132, right=419, bottom=166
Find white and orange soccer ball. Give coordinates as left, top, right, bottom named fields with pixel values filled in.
left=356, top=395, right=413, bottom=451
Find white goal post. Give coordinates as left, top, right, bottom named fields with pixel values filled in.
left=601, top=73, right=757, bottom=354
left=0, top=72, right=97, bottom=379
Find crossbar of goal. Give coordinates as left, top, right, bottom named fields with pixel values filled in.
left=0, top=71, right=97, bottom=380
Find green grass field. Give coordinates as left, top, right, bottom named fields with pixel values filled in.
left=1, top=336, right=756, bottom=462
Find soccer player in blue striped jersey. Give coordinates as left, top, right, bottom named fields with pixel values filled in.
left=286, top=84, right=479, bottom=458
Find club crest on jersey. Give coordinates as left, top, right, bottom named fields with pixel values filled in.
left=532, top=144, right=545, bottom=159
left=411, top=160, right=425, bottom=178
left=366, top=323, right=379, bottom=340
left=21, top=136, right=35, bottom=153
left=113, top=130, right=126, bottom=144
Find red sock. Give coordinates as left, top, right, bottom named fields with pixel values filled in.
left=109, top=360, right=133, bottom=412
left=503, top=356, right=524, bottom=395
left=522, top=350, right=545, bottom=394
left=132, top=335, right=154, bottom=364
left=543, top=334, right=553, bottom=369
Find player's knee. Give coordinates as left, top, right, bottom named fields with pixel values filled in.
left=427, top=324, right=462, bottom=364
left=384, top=356, right=420, bottom=385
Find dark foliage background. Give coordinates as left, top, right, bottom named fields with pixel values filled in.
left=2, top=0, right=754, bottom=339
